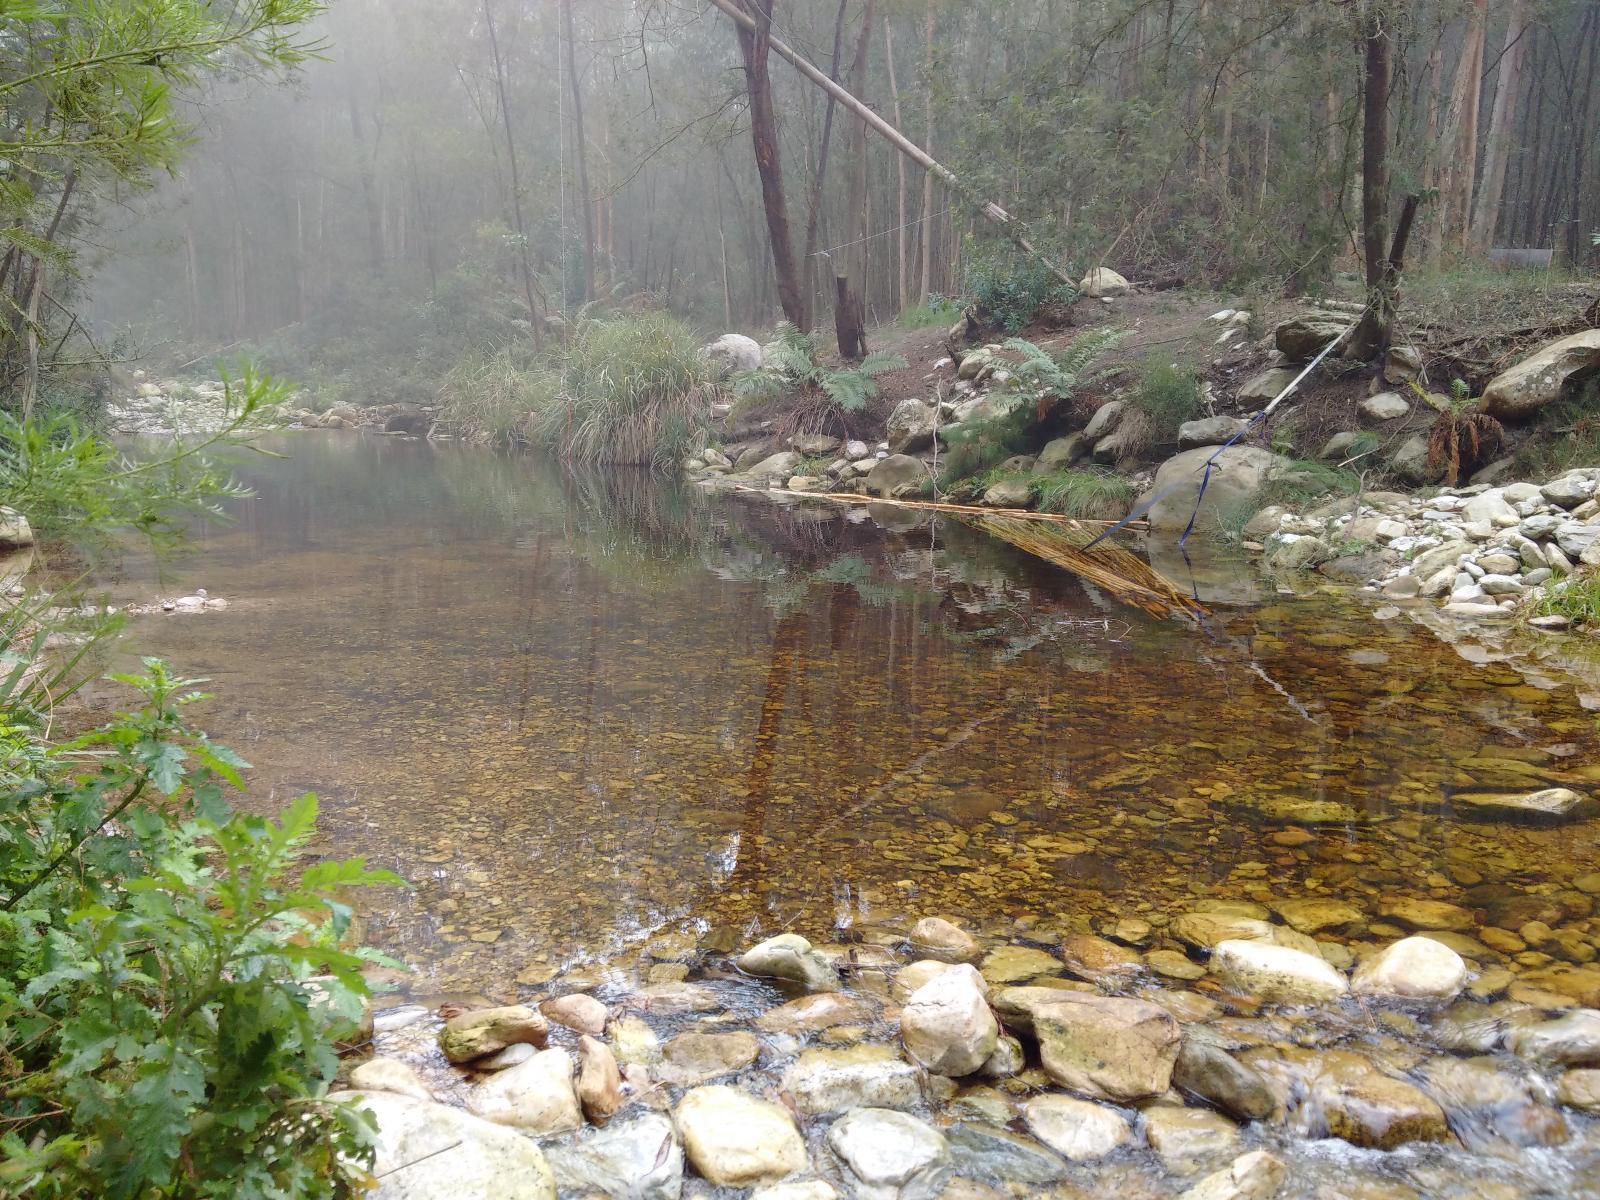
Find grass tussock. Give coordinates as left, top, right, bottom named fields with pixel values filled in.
left=439, top=311, right=720, bottom=468
left=1032, top=468, right=1135, bottom=520
left=1531, top=572, right=1600, bottom=626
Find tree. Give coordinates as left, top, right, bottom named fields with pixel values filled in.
left=0, top=0, right=326, bottom=410
left=732, top=0, right=808, bottom=328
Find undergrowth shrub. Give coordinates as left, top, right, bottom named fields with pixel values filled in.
left=440, top=311, right=718, bottom=468
left=732, top=323, right=907, bottom=416
left=1032, top=468, right=1135, bottom=519
left=1130, top=357, right=1203, bottom=444
left=0, top=660, right=401, bottom=1198
left=437, top=344, right=557, bottom=444
left=964, top=251, right=1077, bottom=334
left=898, top=294, right=960, bottom=329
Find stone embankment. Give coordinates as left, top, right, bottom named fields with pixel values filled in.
left=1249, top=468, right=1600, bottom=629
left=342, top=885, right=1600, bottom=1199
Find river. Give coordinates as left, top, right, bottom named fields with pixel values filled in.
left=100, top=431, right=1600, bottom=1195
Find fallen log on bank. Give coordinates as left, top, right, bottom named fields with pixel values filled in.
left=742, top=487, right=1201, bottom=620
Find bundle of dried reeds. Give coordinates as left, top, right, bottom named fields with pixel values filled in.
left=966, top=514, right=1204, bottom=620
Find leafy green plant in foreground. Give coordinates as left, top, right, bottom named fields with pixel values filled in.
left=0, top=660, right=402, bottom=1199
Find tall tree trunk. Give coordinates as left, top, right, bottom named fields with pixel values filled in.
left=1429, top=0, right=1488, bottom=261
left=884, top=16, right=909, bottom=314
left=561, top=0, right=596, bottom=304
left=800, top=0, right=850, bottom=333
left=483, top=0, right=544, bottom=348
left=844, top=0, right=875, bottom=309
left=347, top=94, right=384, bottom=272
left=1351, top=4, right=1393, bottom=360
left=919, top=0, right=935, bottom=304
left=733, top=0, right=806, bottom=328
left=1469, top=0, right=1529, bottom=252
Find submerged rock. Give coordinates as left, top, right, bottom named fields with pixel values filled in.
left=545, top=1113, right=683, bottom=1200
left=1209, top=939, right=1348, bottom=1005
left=1021, top=1094, right=1133, bottom=1161
left=829, top=1109, right=950, bottom=1194
left=1453, top=788, right=1599, bottom=824
left=908, top=916, right=982, bottom=964
left=1173, top=1038, right=1277, bottom=1121
left=1178, top=1150, right=1288, bottom=1200
left=864, top=454, right=928, bottom=499
left=738, top=933, right=839, bottom=992
left=782, top=1043, right=922, bottom=1115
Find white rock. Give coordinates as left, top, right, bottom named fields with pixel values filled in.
left=826, top=1108, right=950, bottom=1191
left=468, top=1048, right=581, bottom=1135
left=350, top=1057, right=435, bottom=1102
left=332, top=1090, right=556, bottom=1200
left=674, top=1086, right=807, bottom=1187
left=1022, top=1095, right=1133, bottom=1161
left=1210, top=939, right=1348, bottom=1005
left=1351, top=937, right=1467, bottom=1000
left=544, top=1114, right=683, bottom=1200
left=1079, top=267, right=1131, bottom=298
left=901, top=963, right=999, bottom=1076
left=701, top=333, right=763, bottom=376
left=1179, top=1150, right=1289, bottom=1200
left=1359, top=392, right=1410, bottom=421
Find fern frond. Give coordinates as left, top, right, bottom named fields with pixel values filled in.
left=820, top=371, right=872, bottom=412
left=857, top=352, right=908, bottom=378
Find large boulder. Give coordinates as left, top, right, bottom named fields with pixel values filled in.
left=1210, top=939, right=1348, bottom=1005
left=332, top=1089, right=556, bottom=1200
left=782, top=1043, right=922, bottom=1115
left=1021, top=1095, right=1133, bottom=1161
left=901, top=963, right=999, bottom=1076
left=1481, top=330, right=1600, bottom=420
left=467, top=1048, right=582, bottom=1135
left=673, top=1086, right=807, bottom=1187
left=0, top=507, right=34, bottom=550
left=1079, top=267, right=1131, bottom=298
left=544, top=1114, right=682, bottom=1200
left=440, top=1006, right=548, bottom=1064
left=1141, top=447, right=1289, bottom=536
left=1274, top=317, right=1347, bottom=361
left=864, top=454, right=928, bottom=499
left=887, top=398, right=940, bottom=453
left=1035, top=434, right=1091, bottom=470
left=701, top=334, right=763, bottom=377
left=1390, top=434, right=1440, bottom=485
left=1032, top=993, right=1181, bottom=1102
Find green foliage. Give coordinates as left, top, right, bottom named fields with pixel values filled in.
left=898, top=294, right=960, bottom=329
left=939, top=332, right=1121, bottom=488
left=1130, top=358, right=1204, bottom=443
left=963, top=249, right=1077, bottom=333
left=1531, top=573, right=1600, bottom=626
left=0, top=660, right=401, bottom=1199
left=1000, top=330, right=1124, bottom=412
left=1, top=365, right=288, bottom=558
left=1258, top=460, right=1360, bottom=509
left=731, top=323, right=906, bottom=415
left=443, top=311, right=717, bottom=467
left=437, top=343, right=558, bottom=444
left=1032, top=468, right=1135, bottom=520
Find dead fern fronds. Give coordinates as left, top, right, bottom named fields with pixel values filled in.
left=1426, top=409, right=1505, bottom=485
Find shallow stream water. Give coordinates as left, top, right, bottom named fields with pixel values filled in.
left=98, top=433, right=1600, bottom=1195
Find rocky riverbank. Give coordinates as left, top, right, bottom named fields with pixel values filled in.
left=343, top=884, right=1600, bottom=1200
